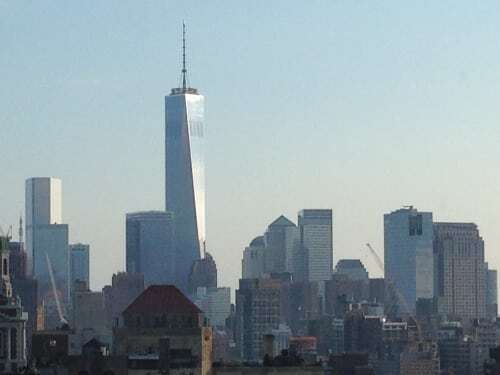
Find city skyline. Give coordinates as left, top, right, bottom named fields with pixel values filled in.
left=3, top=2, right=500, bottom=294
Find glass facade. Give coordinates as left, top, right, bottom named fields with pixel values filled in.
left=384, top=207, right=434, bottom=314
left=70, top=243, right=90, bottom=292
left=298, top=209, right=333, bottom=283
left=165, top=91, right=205, bottom=291
left=126, top=211, right=175, bottom=287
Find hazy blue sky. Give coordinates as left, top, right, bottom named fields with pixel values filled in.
left=2, top=1, right=500, bottom=292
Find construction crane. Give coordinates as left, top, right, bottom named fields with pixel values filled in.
left=365, top=243, right=421, bottom=337
left=45, top=252, right=68, bottom=326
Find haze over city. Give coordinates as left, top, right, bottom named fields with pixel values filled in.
left=2, top=0, right=500, bottom=296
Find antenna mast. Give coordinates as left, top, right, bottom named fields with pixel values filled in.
left=182, top=21, right=187, bottom=92
left=19, top=215, right=23, bottom=244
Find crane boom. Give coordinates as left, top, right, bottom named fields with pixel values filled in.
left=365, top=243, right=421, bottom=336
left=45, top=252, right=68, bottom=325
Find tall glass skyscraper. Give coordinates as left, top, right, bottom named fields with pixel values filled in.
left=165, top=24, right=204, bottom=291
left=384, top=206, right=434, bottom=315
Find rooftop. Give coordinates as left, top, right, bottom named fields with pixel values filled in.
left=124, top=285, right=202, bottom=315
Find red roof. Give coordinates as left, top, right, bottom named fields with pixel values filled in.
left=124, top=285, right=202, bottom=315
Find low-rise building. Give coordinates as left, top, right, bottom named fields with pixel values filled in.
left=113, top=285, right=212, bottom=375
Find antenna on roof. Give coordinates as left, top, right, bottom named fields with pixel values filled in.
left=182, top=21, right=187, bottom=92
left=19, top=215, right=23, bottom=244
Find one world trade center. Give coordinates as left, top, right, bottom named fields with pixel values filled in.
left=165, top=24, right=205, bottom=291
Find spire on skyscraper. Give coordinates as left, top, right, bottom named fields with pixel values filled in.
left=182, top=21, right=187, bottom=92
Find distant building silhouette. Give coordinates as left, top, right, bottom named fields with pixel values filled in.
left=188, top=252, right=217, bottom=294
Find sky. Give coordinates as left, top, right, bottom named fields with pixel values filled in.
left=2, top=1, right=500, bottom=293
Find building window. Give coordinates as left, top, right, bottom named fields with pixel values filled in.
left=409, top=215, right=423, bottom=236
left=10, top=328, right=17, bottom=359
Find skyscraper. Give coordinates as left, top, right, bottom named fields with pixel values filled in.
left=434, top=222, right=487, bottom=322
left=165, top=24, right=204, bottom=291
left=25, top=177, right=70, bottom=325
left=70, top=243, right=89, bottom=293
left=188, top=252, right=217, bottom=294
left=241, top=236, right=267, bottom=279
left=126, top=211, right=175, bottom=286
left=298, top=209, right=333, bottom=283
left=25, top=177, right=62, bottom=276
left=384, top=206, right=434, bottom=314
left=264, top=215, right=300, bottom=275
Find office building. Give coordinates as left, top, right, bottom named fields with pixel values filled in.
left=369, top=278, right=386, bottom=305
left=32, top=224, right=69, bottom=306
left=384, top=206, right=434, bottom=314
left=165, top=28, right=205, bottom=292
left=102, top=272, right=144, bottom=330
left=486, top=265, right=498, bottom=319
left=193, top=286, right=231, bottom=328
left=334, top=259, right=369, bottom=283
left=70, top=243, right=89, bottom=293
left=434, top=222, right=487, bottom=322
left=25, top=177, right=62, bottom=276
left=126, top=211, right=175, bottom=286
left=0, top=236, right=28, bottom=373
left=399, top=341, right=440, bottom=375
left=264, top=215, right=300, bottom=275
left=71, top=281, right=108, bottom=344
left=242, top=236, right=268, bottom=279
left=25, top=177, right=70, bottom=323
left=298, top=209, right=333, bottom=283
left=188, top=252, right=217, bottom=294
left=236, top=278, right=282, bottom=361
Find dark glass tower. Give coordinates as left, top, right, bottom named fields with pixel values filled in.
left=165, top=24, right=205, bottom=291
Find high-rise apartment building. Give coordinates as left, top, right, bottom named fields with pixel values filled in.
left=126, top=211, right=175, bottom=287
left=434, top=222, right=487, bottom=322
left=70, top=243, right=89, bottom=293
left=384, top=207, right=434, bottom=314
left=165, top=29, right=205, bottom=292
left=25, top=177, right=62, bottom=276
left=298, top=209, right=333, bottom=283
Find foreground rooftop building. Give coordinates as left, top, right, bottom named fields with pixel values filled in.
left=113, top=285, right=212, bottom=375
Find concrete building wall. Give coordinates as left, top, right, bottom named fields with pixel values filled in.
left=434, top=222, right=487, bottom=323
